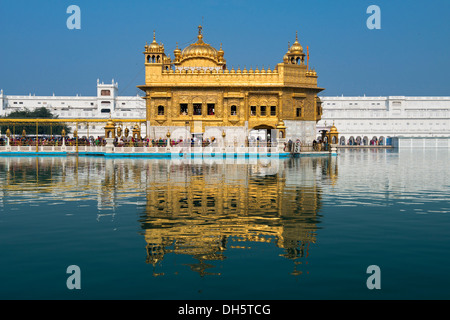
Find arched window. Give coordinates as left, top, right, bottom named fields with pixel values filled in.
left=152, top=55, right=155, bottom=63
left=147, top=55, right=151, bottom=63
left=157, top=55, right=160, bottom=63
left=296, top=57, right=300, bottom=65
left=340, top=136, right=346, bottom=145
left=270, top=106, right=276, bottom=116
left=349, top=136, right=355, bottom=145
left=230, top=105, right=237, bottom=115
left=157, top=105, right=164, bottom=115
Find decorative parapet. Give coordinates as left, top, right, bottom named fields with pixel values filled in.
left=144, top=63, right=318, bottom=88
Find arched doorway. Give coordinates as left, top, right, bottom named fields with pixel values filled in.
left=371, top=136, right=378, bottom=145
left=249, top=125, right=276, bottom=147
left=348, top=136, right=355, bottom=145
left=339, top=136, right=346, bottom=145
left=363, top=136, right=369, bottom=145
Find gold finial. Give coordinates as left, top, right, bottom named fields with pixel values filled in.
left=295, top=30, right=298, bottom=42
left=196, top=25, right=204, bottom=43
left=153, top=30, right=156, bottom=41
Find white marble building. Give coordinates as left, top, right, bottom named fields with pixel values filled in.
left=2, top=82, right=450, bottom=145
left=0, top=80, right=145, bottom=137
left=317, top=96, right=450, bottom=146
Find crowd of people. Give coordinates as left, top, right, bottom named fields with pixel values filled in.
left=112, top=136, right=219, bottom=148
left=0, top=135, right=221, bottom=148
left=346, top=138, right=384, bottom=146
left=284, top=138, right=330, bottom=152
left=0, top=136, right=107, bottom=146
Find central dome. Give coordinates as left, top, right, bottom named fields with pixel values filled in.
left=173, top=25, right=226, bottom=69
left=181, top=26, right=218, bottom=58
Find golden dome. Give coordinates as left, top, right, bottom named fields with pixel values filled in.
left=105, top=119, right=115, bottom=129
left=289, top=31, right=303, bottom=53
left=276, top=120, right=286, bottom=129
left=174, top=42, right=181, bottom=54
left=148, top=31, right=162, bottom=52
left=330, top=123, right=338, bottom=133
left=181, top=25, right=219, bottom=58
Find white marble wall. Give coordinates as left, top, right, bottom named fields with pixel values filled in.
left=284, top=120, right=316, bottom=143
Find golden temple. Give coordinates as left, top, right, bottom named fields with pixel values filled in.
left=138, top=26, right=324, bottom=144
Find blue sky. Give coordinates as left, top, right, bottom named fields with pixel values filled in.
left=1, top=0, right=449, bottom=97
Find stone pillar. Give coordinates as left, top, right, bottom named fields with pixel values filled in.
left=221, top=130, right=226, bottom=151
left=61, top=131, right=66, bottom=151
left=330, top=143, right=338, bottom=155
left=5, top=128, right=11, bottom=151
left=166, top=130, right=171, bottom=152
left=105, top=138, right=115, bottom=153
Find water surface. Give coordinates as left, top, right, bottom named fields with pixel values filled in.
left=0, top=149, right=449, bottom=299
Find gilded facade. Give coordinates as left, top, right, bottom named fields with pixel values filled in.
left=138, top=27, right=324, bottom=144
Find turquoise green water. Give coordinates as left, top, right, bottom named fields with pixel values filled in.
left=0, top=149, right=449, bottom=299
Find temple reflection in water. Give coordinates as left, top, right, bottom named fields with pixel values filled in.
left=0, top=155, right=338, bottom=276
left=140, top=156, right=337, bottom=276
